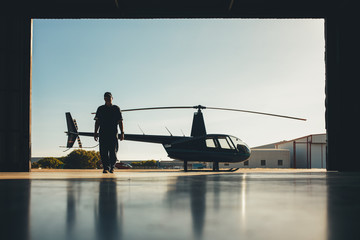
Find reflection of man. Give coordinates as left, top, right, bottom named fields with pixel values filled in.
left=94, top=92, right=124, bottom=173
left=97, top=179, right=122, bottom=240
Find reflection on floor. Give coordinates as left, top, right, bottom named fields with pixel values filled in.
left=0, top=170, right=359, bottom=240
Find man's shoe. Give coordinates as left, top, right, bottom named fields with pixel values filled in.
left=103, top=169, right=108, bottom=174
left=109, top=168, right=114, bottom=173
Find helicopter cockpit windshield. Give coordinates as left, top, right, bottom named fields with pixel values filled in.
left=229, top=136, right=250, bottom=154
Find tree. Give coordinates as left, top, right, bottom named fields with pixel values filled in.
left=143, top=160, right=157, bottom=167
left=31, top=161, right=40, bottom=169
left=131, top=161, right=142, bottom=167
left=63, top=149, right=101, bottom=169
left=32, top=157, right=64, bottom=169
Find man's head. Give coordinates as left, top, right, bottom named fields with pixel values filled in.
left=104, top=92, right=113, bottom=105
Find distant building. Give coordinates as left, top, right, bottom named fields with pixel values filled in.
left=273, top=134, right=326, bottom=169
left=219, top=149, right=290, bottom=169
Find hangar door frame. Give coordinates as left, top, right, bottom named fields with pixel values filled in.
left=0, top=0, right=356, bottom=171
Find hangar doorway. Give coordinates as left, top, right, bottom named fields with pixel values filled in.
left=31, top=19, right=325, bottom=167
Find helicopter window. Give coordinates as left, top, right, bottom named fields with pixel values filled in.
left=230, top=136, right=250, bottom=152
left=218, top=138, right=232, bottom=149
left=206, top=138, right=217, bottom=148
left=230, top=136, right=242, bottom=147
left=226, top=137, right=235, bottom=149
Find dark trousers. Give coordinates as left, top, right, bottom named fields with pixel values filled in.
left=99, top=138, right=118, bottom=170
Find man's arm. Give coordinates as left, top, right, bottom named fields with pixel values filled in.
left=119, top=120, right=124, bottom=141
left=94, top=120, right=100, bottom=141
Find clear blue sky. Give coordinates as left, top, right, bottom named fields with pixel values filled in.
left=32, top=19, right=325, bottom=160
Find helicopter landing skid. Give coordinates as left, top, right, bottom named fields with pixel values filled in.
left=183, top=168, right=240, bottom=172
left=228, top=168, right=240, bottom=172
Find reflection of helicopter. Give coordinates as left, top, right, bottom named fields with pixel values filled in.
left=65, top=105, right=306, bottom=171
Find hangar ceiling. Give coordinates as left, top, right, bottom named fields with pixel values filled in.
left=1, top=0, right=359, bottom=171
left=6, top=0, right=331, bottom=18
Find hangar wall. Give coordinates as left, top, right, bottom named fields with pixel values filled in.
left=0, top=18, right=32, bottom=171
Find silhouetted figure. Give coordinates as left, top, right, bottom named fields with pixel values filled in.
left=94, top=92, right=124, bottom=173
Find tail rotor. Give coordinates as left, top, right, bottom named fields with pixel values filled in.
left=73, top=119, right=83, bottom=148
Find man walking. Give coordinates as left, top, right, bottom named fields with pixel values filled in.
left=94, top=92, right=124, bottom=173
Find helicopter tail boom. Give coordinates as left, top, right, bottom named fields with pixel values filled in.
left=124, top=134, right=188, bottom=144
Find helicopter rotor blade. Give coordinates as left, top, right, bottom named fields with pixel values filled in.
left=90, top=106, right=194, bottom=114
left=121, top=106, right=196, bottom=112
left=206, top=107, right=307, bottom=121
left=112, top=105, right=306, bottom=121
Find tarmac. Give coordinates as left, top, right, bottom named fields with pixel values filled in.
left=0, top=168, right=359, bottom=240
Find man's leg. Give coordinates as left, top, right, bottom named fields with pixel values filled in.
left=100, top=142, right=110, bottom=172
left=109, top=139, right=118, bottom=172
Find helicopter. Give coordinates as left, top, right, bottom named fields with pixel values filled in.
left=65, top=105, right=306, bottom=171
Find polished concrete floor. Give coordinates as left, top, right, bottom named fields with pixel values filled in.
left=0, top=169, right=359, bottom=240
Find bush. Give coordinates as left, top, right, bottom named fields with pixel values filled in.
left=131, top=160, right=157, bottom=168
left=143, top=160, right=157, bottom=166
left=33, top=157, right=64, bottom=169
left=31, top=161, right=40, bottom=169
left=63, top=149, right=101, bottom=169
